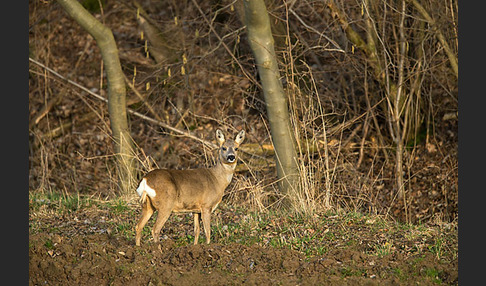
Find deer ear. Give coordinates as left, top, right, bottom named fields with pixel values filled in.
left=216, top=129, right=225, bottom=146
left=235, top=130, right=245, bottom=145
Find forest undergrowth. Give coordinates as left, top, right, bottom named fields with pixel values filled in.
left=29, top=0, right=458, bottom=283
left=29, top=0, right=457, bottom=224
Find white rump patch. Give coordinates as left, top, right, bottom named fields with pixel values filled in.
left=136, top=178, right=157, bottom=198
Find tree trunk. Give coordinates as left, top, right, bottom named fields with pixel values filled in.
left=57, top=0, right=136, bottom=194
left=243, top=0, right=300, bottom=206
left=409, top=0, right=458, bottom=79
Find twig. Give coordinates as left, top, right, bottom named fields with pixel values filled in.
left=31, top=46, right=376, bottom=159
left=190, top=27, right=246, bottom=70
left=190, top=0, right=260, bottom=89
left=356, top=112, right=370, bottom=168
left=30, top=57, right=270, bottom=163
left=29, top=57, right=108, bottom=103
left=123, top=74, right=164, bottom=122
left=364, top=64, right=389, bottom=162
left=30, top=40, right=93, bottom=128
left=30, top=88, right=62, bottom=127
left=29, top=57, right=217, bottom=149
left=43, top=112, right=98, bottom=139
left=325, top=97, right=385, bottom=137
left=409, top=0, right=457, bottom=78
left=288, top=8, right=344, bottom=53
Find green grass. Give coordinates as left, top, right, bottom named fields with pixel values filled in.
left=29, top=192, right=457, bottom=271
left=392, top=267, right=405, bottom=281
left=28, top=192, right=457, bottom=285
left=423, top=267, right=443, bottom=284
left=115, top=222, right=133, bottom=240
left=44, top=238, right=54, bottom=250
left=374, top=241, right=393, bottom=257
left=429, top=237, right=444, bottom=260
left=107, top=198, right=130, bottom=214
left=29, top=191, right=94, bottom=213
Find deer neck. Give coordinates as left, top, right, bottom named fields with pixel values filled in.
left=211, top=159, right=237, bottom=187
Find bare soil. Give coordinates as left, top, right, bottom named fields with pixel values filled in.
left=29, top=203, right=457, bottom=285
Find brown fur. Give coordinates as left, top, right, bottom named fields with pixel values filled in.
left=135, top=129, right=245, bottom=246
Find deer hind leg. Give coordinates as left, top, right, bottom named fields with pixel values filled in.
left=135, top=197, right=155, bottom=246
left=151, top=206, right=172, bottom=243
left=201, top=209, right=211, bottom=244
left=193, top=212, right=201, bottom=245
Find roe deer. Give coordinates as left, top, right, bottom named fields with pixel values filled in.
left=135, top=129, right=246, bottom=246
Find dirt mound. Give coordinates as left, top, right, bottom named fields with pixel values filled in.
left=29, top=230, right=456, bottom=285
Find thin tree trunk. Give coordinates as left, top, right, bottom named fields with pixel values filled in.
left=395, top=0, right=408, bottom=222
left=243, top=0, right=300, bottom=206
left=57, top=0, right=136, bottom=194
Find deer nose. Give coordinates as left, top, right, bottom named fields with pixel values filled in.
left=227, top=155, right=236, bottom=162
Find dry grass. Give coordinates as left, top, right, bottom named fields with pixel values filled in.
left=29, top=0, right=457, bottom=224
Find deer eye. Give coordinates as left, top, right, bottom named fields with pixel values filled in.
left=235, top=148, right=239, bottom=151
left=222, top=147, right=227, bottom=151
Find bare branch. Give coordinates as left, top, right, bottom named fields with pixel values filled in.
left=288, top=8, right=344, bottom=53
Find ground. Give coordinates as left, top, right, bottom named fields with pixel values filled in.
left=29, top=196, right=457, bottom=285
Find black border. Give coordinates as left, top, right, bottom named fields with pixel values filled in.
left=458, top=1, right=482, bottom=284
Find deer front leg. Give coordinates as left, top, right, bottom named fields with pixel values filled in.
left=193, top=212, right=200, bottom=245
left=201, top=209, right=211, bottom=244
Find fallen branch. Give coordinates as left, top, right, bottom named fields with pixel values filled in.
left=30, top=88, right=63, bottom=128
left=43, top=112, right=98, bottom=139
